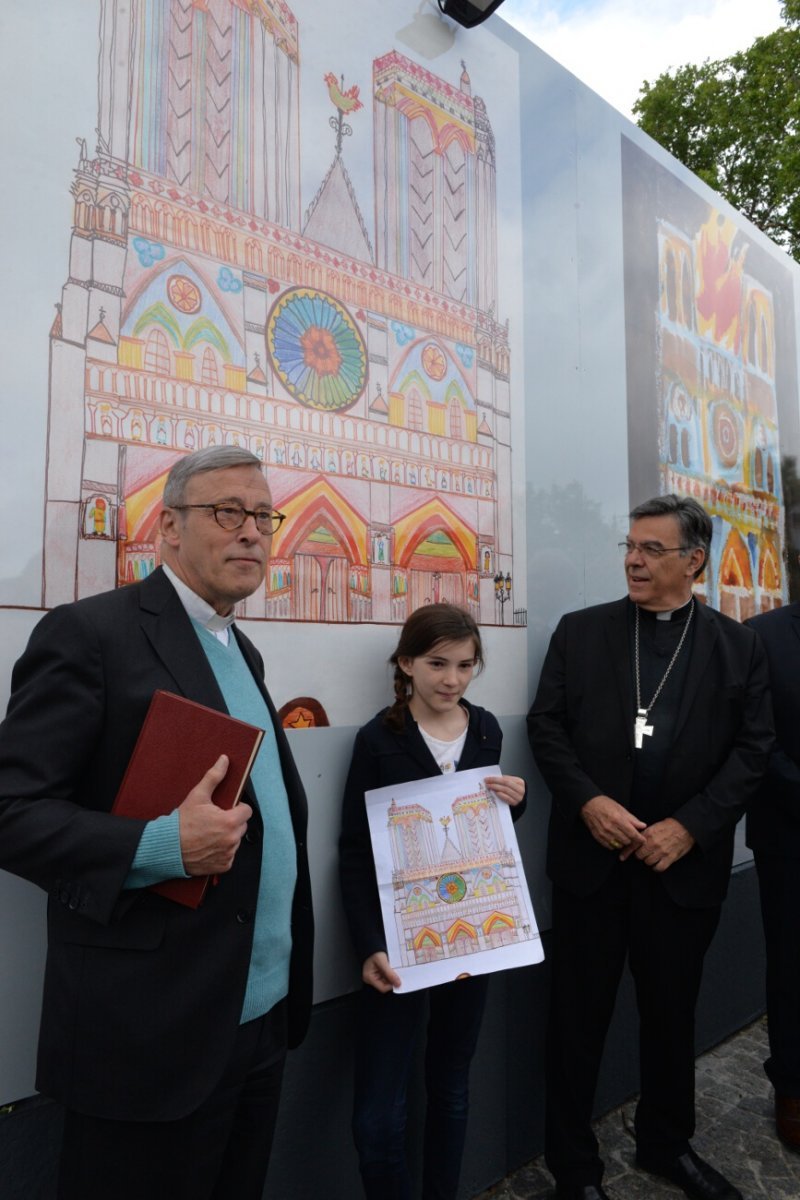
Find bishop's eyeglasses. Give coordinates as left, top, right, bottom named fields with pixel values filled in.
left=618, top=539, right=689, bottom=559
left=172, top=503, right=287, bottom=534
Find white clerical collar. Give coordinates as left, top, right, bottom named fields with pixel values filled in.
left=655, top=597, right=694, bottom=622
left=162, top=563, right=235, bottom=643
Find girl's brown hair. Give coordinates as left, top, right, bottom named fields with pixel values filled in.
left=384, top=603, right=484, bottom=731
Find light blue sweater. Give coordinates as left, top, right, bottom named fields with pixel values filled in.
left=127, top=622, right=296, bottom=1023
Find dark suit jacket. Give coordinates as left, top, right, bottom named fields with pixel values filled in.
left=527, top=596, right=773, bottom=907
left=0, top=567, right=313, bottom=1121
left=745, top=602, right=800, bottom=857
left=339, top=700, right=525, bottom=965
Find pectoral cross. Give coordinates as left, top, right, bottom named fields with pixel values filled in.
left=634, top=709, right=653, bottom=749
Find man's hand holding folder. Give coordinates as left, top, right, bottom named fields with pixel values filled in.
left=177, top=754, right=253, bottom=876
left=112, top=690, right=265, bottom=907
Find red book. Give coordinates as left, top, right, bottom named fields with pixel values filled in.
left=112, top=690, right=265, bottom=908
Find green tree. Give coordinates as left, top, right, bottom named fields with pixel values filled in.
left=634, top=1, right=800, bottom=260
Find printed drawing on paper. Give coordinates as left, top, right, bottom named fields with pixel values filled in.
left=366, top=766, right=543, bottom=993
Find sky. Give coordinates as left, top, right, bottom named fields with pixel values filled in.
left=499, top=0, right=784, bottom=119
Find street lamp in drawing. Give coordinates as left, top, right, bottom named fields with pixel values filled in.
left=494, top=572, right=511, bottom=624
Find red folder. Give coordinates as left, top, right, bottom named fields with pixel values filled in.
left=112, top=690, right=265, bottom=908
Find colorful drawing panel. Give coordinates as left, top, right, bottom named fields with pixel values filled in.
left=622, top=136, right=800, bottom=611
left=33, top=0, right=521, bottom=628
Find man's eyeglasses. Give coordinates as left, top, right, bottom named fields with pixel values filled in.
left=172, top=503, right=287, bottom=534
left=618, top=540, right=689, bottom=559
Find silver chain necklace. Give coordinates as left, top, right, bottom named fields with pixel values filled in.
left=634, top=598, right=694, bottom=749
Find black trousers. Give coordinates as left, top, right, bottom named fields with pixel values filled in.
left=57, top=1000, right=288, bottom=1200
left=545, top=864, right=720, bottom=1188
left=755, top=853, right=800, bottom=1097
left=352, top=976, right=489, bottom=1200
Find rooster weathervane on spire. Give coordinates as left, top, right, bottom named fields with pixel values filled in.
left=324, top=72, right=364, bottom=157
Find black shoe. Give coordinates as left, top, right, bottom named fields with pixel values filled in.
left=555, top=1186, right=612, bottom=1200
left=776, top=1092, right=800, bottom=1152
left=636, top=1148, right=742, bottom=1200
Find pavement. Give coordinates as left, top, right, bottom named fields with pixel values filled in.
left=474, top=1016, right=800, bottom=1200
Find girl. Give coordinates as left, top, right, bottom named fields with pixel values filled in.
left=339, top=603, right=526, bottom=1200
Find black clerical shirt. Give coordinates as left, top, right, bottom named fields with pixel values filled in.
left=628, top=598, right=695, bottom=824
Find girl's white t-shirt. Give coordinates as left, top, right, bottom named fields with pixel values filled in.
left=417, top=724, right=468, bottom=774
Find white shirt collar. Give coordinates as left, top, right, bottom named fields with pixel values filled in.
left=162, top=563, right=235, bottom=642
left=655, top=596, right=694, bottom=622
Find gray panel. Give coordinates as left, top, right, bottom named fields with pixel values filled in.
left=286, top=725, right=363, bottom=1002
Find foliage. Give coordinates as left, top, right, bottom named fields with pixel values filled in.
left=633, top=2, right=800, bottom=260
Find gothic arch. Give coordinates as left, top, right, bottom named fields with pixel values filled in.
left=446, top=919, right=477, bottom=944
left=482, top=912, right=515, bottom=936
left=245, top=238, right=264, bottom=272
left=143, top=327, right=172, bottom=374
left=122, top=257, right=245, bottom=362
left=718, top=528, right=755, bottom=622
left=413, top=927, right=442, bottom=951
left=394, top=499, right=475, bottom=569
left=273, top=480, right=367, bottom=567
left=757, top=536, right=782, bottom=611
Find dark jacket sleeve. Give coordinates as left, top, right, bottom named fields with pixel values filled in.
left=0, top=603, right=146, bottom=924
left=671, top=628, right=773, bottom=848
left=745, top=609, right=800, bottom=821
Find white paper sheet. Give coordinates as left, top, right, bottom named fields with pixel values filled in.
left=365, top=765, right=544, bottom=993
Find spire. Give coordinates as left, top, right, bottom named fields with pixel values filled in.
left=303, top=72, right=373, bottom=262
left=439, top=815, right=462, bottom=863
left=87, top=307, right=115, bottom=345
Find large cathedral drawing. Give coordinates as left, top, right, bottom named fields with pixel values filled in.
left=43, top=0, right=515, bottom=626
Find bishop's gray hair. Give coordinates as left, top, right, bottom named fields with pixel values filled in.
left=629, top=493, right=712, bottom=579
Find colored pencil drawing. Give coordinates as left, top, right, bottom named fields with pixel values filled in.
left=366, top=766, right=543, bottom=992
left=622, top=137, right=800, bottom=612
left=40, top=0, right=521, bottom=628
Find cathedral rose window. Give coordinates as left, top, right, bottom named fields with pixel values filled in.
left=267, top=287, right=367, bottom=412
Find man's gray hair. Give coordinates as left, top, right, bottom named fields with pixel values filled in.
left=163, top=447, right=265, bottom=507
left=629, top=493, right=712, bottom=579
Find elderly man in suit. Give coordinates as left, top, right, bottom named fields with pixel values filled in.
left=528, top=494, right=772, bottom=1200
left=0, top=446, right=313, bottom=1200
left=746, top=589, right=800, bottom=1150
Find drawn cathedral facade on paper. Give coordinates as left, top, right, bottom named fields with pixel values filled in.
left=43, top=0, right=515, bottom=627
left=656, top=209, right=784, bottom=618
left=386, top=785, right=534, bottom=968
